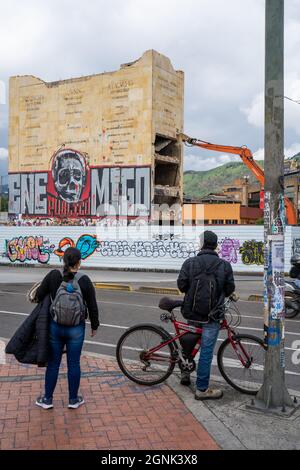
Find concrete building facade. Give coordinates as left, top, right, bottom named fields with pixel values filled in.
left=8, top=50, right=184, bottom=221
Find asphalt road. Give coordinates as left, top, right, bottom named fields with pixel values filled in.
left=0, top=284, right=299, bottom=394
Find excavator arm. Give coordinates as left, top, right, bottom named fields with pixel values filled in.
left=180, top=134, right=297, bottom=225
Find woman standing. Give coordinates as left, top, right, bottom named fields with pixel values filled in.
left=35, top=247, right=100, bottom=409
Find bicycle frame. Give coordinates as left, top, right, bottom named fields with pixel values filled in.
left=143, top=315, right=254, bottom=369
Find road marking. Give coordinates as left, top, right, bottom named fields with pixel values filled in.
left=0, top=291, right=299, bottom=323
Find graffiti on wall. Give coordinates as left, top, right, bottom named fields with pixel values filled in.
left=239, top=240, right=264, bottom=266
left=292, top=238, right=300, bottom=255
left=5, top=236, right=55, bottom=264
left=8, top=149, right=151, bottom=219
left=55, top=234, right=99, bottom=260
left=219, top=238, right=240, bottom=264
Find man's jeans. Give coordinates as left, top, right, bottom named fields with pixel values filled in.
left=45, top=320, right=85, bottom=400
left=196, top=321, right=220, bottom=391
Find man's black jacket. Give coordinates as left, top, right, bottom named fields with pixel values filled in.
left=5, top=295, right=51, bottom=366
left=177, top=249, right=235, bottom=322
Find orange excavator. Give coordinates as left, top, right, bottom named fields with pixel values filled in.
left=180, top=134, right=297, bottom=225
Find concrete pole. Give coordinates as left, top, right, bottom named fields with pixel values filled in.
left=254, top=0, right=294, bottom=413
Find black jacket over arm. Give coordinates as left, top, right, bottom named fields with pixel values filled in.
left=5, top=295, right=51, bottom=366
left=36, top=269, right=100, bottom=330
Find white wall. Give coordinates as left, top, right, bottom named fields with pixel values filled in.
left=0, top=224, right=299, bottom=272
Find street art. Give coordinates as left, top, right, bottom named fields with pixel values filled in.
left=55, top=234, right=99, bottom=260
left=5, top=236, right=55, bottom=263
left=292, top=238, right=300, bottom=255
left=219, top=238, right=240, bottom=264
left=52, top=150, right=87, bottom=204
left=8, top=149, right=151, bottom=219
left=239, top=240, right=264, bottom=266
left=97, top=240, right=199, bottom=258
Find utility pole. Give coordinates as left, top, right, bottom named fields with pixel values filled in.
left=249, top=0, right=296, bottom=415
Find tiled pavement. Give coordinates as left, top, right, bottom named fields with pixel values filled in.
left=0, top=354, right=219, bottom=450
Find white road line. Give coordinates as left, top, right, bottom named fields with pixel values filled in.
left=1, top=309, right=299, bottom=353
left=1, top=308, right=299, bottom=338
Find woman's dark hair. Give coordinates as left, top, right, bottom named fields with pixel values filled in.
left=63, top=247, right=82, bottom=275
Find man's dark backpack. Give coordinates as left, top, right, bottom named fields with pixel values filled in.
left=51, top=272, right=86, bottom=326
left=182, top=259, right=222, bottom=323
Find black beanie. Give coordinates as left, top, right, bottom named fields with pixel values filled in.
left=201, top=230, right=218, bottom=249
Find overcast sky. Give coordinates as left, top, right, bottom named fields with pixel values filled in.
left=1, top=0, right=300, bottom=176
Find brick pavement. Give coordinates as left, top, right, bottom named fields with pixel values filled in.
left=0, top=354, right=219, bottom=450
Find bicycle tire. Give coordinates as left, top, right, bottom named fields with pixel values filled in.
left=217, top=334, right=266, bottom=395
left=285, top=293, right=299, bottom=318
left=116, top=324, right=177, bottom=386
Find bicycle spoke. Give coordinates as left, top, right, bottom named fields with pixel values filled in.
left=117, top=326, right=175, bottom=385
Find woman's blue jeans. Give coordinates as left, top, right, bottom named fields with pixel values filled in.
left=196, top=321, right=220, bottom=391
left=45, top=320, right=85, bottom=400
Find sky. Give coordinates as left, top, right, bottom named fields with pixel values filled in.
left=1, top=0, right=300, bottom=178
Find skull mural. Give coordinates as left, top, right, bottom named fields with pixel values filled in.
left=52, top=150, right=86, bottom=203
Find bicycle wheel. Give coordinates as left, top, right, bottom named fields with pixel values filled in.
left=116, top=324, right=176, bottom=386
left=217, top=334, right=266, bottom=395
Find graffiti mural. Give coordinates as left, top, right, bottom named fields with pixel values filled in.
left=97, top=240, right=199, bottom=258
left=219, top=238, right=240, bottom=264
left=5, top=236, right=55, bottom=264
left=9, top=149, right=151, bottom=219
left=292, top=238, right=300, bottom=255
left=55, top=234, right=99, bottom=260
left=239, top=240, right=264, bottom=266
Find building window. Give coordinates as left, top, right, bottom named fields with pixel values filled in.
left=212, top=220, right=224, bottom=225
left=204, top=220, right=209, bottom=225
left=225, top=219, right=238, bottom=225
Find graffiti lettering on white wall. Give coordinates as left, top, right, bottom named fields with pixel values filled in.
left=239, top=240, right=264, bottom=266
left=5, top=236, right=55, bottom=264
left=219, top=238, right=240, bottom=264
left=97, top=241, right=199, bottom=258
left=55, top=235, right=99, bottom=260
left=3, top=232, right=268, bottom=266
left=8, top=149, right=150, bottom=219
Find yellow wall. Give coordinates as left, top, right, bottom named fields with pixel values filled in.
left=9, top=50, right=184, bottom=172
left=183, top=203, right=241, bottom=224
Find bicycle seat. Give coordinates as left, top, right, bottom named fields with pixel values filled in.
left=159, top=297, right=183, bottom=312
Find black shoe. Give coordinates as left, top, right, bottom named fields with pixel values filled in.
left=35, top=396, right=53, bottom=410
left=68, top=396, right=85, bottom=409
left=180, top=371, right=191, bottom=386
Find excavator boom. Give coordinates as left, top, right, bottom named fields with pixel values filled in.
left=181, top=134, right=297, bottom=225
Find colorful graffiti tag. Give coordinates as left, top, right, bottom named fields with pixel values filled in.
left=219, top=238, right=240, bottom=264
left=239, top=240, right=264, bottom=265
left=55, top=234, right=99, bottom=260
left=5, top=236, right=55, bottom=264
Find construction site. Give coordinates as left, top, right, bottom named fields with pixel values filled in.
left=8, top=50, right=184, bottom=222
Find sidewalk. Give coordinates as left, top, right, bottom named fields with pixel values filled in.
left=0, top=353, right=219, bottom=451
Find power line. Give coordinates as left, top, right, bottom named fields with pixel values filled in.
left=284, top=96, right=300, bottom=105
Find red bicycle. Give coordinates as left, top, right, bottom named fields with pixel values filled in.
left=116, top=295, right=266, bottom=395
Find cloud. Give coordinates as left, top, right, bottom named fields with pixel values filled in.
left=0, top=148, right=8, bottom=160
left=184, top=152, right=237, bottom=172
left=241, top=78, right=300, bottom=136
left=0, top=0, right=299, bottom=171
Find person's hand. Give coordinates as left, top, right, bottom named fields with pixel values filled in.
left=90, top=329, right=97, bottom=337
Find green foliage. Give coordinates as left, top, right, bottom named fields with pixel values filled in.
left=184, top=160, right=264, bottom=200
left=0, top=195, right=8, bottom=212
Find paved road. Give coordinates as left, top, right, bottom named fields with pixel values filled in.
left=0, top=284, right=299, bottom=394
left=0, top=266, right=264, bottom=299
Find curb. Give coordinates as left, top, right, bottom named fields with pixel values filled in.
left=137, top=286, right=181, bottom=295
left=248, top=294, right=264, bottom=302
left=94, top=283, right=132, bottom=292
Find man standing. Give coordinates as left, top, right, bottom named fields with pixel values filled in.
left=177, top=230, right=235, bottom=400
